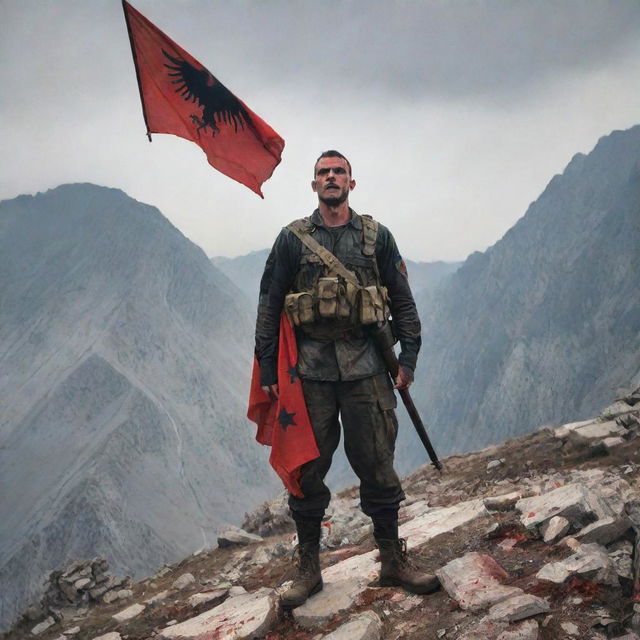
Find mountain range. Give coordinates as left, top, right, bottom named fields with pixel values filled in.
left=2, top=123, right=639, bottom=632
left=0, top=184, right=279, bottom=631
left=404, top=125, right=640, bottom=471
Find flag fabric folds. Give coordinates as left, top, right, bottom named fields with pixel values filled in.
left=122, top=1, right=284, bottom=197
left=248, top=314, right=319, bottom=497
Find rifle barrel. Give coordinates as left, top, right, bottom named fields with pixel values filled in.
left=374, top=323, right=442, bottom=471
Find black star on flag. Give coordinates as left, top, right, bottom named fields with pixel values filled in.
left=278, top=406, right=296, bottom=431
left=287, top=366, right=298, bottom=384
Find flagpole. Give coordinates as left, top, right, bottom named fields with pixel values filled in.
left=122, top=0, right=152, bottom=142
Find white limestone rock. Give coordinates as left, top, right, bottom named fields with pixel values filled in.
left=536, top=543, right=619, bottom=586
left=601, top=400, right=635, bottom=419
left=603, top=437, right=626, bottom=449
left=321, top=611, right=382, bottom=640
left=610, top=549, right=634, bottom=580
left=187, top=588, right=228, bottom=608
left=554, top=419, right=595, bottom=439
left=73, top=578, right=92, bottom=590
left=484, top=492, right=522, bottom=512
left=400, top=499, right=432, bottom=520
left=62, top=563, right=92, bottom=583
left=517, top=483, right=588, bottom=529
left=293, top=578, right=363, bottom=629
left=568, top=420, right=628, bottom=444
left=144, top=590, right=170, bottom=605
left=249, top=547, right=272, bottom=565
left=486, top=594, right=550, bottom=622
left=541, top=516, right=570, bottom=543
left=171, top=573, right=196, bottom=590
left=516, top=482, right=616, bottom=531
left=436, top=552, right=522, bottom=611
left=63, top=627, right=80, bottom=635
left=217, top=527, right=263, bottom=548
left=159, top=588, right=276, bottom=639
left=154, top=567, right=171, bottom=579
left=31, top=617, right=55, bottom=635
left=399, top=498, right=489, bottom=546
left=92, top=634, right=121, bottom=640
left=560, top=621, right=580, bottom=635
left=112, top=603, right=145, bottom=623
left=102, top=590, right=120, bottom=604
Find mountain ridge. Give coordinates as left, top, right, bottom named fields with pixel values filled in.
left=408, top=125, right=640, bottom=468
left=0, top=183, right=279, bottom=631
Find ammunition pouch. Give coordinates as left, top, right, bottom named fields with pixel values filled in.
left=317, top=277, right=339, bottom=318
left=285, top=279, right=389, bottom=329
left=358, top=285, right=388, bottom=325
left=285, top=292, right=314, bottom=326
left=284, top=214, right=389, bottom=332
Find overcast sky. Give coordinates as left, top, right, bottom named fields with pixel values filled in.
left=2, top=0, right=640, bottom=262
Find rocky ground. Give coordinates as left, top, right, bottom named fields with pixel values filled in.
left=6, top=389, right=640, bottom=640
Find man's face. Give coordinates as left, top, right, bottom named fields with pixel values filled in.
left=311, top=157, right=356, bottom=206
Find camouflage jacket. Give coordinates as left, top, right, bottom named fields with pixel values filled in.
left=255, top=209, right=421, bottom=386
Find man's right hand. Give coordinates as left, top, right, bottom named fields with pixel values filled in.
left=261, top=384, right=279, bottom=400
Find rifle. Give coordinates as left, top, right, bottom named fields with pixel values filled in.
left=374, top=323, right=443, bottom=471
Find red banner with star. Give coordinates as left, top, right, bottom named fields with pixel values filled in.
left=122, top=1, right=284, bottom=197
left=248, top=314, right=319, bottom=497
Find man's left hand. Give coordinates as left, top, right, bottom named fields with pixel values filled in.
left=393, top=365, right=414, bottom=390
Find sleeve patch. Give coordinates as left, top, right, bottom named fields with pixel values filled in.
left=396, top=259, right=408, bottom=279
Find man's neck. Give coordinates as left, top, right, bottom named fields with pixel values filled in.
left=318, top=201, right=351, bottom=227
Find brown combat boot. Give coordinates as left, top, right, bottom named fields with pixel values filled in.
left=377, top=538, right=440, bottom=594
left=280, top=542, right=323, bottom=609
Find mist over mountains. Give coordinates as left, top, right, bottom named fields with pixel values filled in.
left=0, top=184, right=279, bottom=630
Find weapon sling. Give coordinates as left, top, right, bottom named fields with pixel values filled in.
left=287, top=221, right=442, bottom=471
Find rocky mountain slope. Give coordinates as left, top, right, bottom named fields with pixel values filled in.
left=8, top=387, right=640, bottom=640
left=211, top=249, right=270, bottom=303
left=406, top=125, right=640, bottom=469
left=0, top=184, right=280, bottom=632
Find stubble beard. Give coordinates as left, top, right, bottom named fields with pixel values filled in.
left=318, top=188, right=349, bottom=207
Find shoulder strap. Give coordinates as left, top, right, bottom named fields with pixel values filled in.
left=360, top=214, right=378, bottom=257
left=286, top=220, right=361, bottom=288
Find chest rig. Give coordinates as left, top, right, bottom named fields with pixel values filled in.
left=284, top=213, right=389, bottom=338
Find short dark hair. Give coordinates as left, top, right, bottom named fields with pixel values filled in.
left=314, top=150, right=352, bottom=177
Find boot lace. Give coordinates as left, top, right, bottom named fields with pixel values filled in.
left=279, top=544, right=317, bottom=584
left=397, top=538, right=421, bottom=570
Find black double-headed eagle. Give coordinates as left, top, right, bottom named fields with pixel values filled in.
left=162, top=49, right=250, bottom=136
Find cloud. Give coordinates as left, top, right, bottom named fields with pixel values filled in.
left=2, top=0, right=640, bottom=263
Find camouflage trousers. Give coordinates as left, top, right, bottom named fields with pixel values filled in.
left=288, top=372, right=406, bottom=519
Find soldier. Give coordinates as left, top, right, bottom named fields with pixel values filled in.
left=255, top=150, right=438, bottom=608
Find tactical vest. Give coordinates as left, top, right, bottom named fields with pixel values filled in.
left=284, top=213, right=389, bottom=339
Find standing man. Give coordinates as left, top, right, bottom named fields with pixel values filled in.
left=255, top=150, right=438, bottom=608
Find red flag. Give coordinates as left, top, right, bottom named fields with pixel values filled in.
left=122, top=1, right=284, bottom=197
left=248, top=314, right=319, bottom=497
